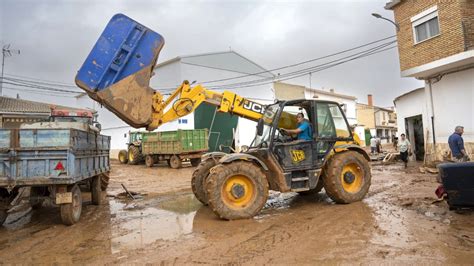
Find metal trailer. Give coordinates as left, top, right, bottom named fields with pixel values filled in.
left=141, top=129, right=209, bottom=169
left=0, top=128, right=110, bottom=226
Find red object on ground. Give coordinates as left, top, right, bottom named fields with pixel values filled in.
left=435, top=185, right=446, bottom=199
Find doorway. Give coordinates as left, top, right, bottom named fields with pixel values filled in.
left=405, top=115, right=424, bottom=161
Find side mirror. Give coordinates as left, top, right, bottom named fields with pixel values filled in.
left=256, top=119, right=264, bottom=136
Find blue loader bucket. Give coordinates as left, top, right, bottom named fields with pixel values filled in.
left=75, top=14, right=164, bottom=128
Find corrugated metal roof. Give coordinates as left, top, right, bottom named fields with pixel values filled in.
left=0, top=96, right=81, bottom=114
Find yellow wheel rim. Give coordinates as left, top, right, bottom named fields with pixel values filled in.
left=341, top=163, right=363, bottom=193
left=119, top=153, right=125, bottom=162
left=128, top=150, right=134, bottom=162
left=222, top=175, right=255, bottom=209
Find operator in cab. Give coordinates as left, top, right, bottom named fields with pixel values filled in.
left=280, top=113, right=313, bottom=141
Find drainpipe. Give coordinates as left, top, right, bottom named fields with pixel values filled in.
left=426, top=79, right=437, bottom=161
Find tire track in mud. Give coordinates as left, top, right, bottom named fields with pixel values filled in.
left=186, top=200, right=374, bottom=264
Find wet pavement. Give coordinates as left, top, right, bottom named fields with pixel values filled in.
left=0, top=161, right=473, bottom=264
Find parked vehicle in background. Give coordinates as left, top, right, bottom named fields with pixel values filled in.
left=118, top=131, right=144, bottom=165
left=141, top=129, right=209, bottom=168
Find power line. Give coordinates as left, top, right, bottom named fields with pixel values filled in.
left=0, top=80, right=82, bottom=94
left=210, top=44, right=398, bottom=90
left=4, top=73, right=77, bottom=88
left=155, top=36, right=397, bottom=93
left=2, top=86, right=79, bottom=98
left=203, top=40, right=397, bottom=90
left=198, top=35, right=396, bottom=85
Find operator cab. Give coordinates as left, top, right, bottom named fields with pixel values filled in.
left=251, top=99, right=354, bottom=190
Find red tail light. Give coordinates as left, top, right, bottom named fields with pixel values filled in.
left=54, top=162, right=65, bottom=171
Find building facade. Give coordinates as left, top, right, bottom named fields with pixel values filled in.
left=393, top=88, right=426, bottom=161
left=386, top=0, right=474, bottom=163
left=0, top=96, right=53, bottom=128
left=356, top=95, right=397, bottom=146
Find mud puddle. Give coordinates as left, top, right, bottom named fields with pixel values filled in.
left=110, top=193, right=201, bottom=253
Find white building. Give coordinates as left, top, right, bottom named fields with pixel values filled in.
left=386, top=0, right=474, bottom=163
left=76, top=50, right=275, bottom=153
left=393, top=88, right=426, bottom=160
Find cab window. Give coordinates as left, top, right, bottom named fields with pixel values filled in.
left=316, top=103, right=350, bottom=138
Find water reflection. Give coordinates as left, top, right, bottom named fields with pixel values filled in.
left=110, top=194, right=201, bottom=253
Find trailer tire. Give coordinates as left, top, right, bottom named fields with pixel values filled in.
left=145, top=155, right=154, bottom=167
left=0, top=209, right=7, bottom=226
left=118, top=150, right=128, bottom=164
left=206, top=161, right=269, bottom=220
left=91, top=176, right=103, bottom=205
left=323, top=151, right=371, bottom=204
left=169, top=155, right=182, bottom=169
left=191, top=158, right=218, bottom=205
left=190, top=158, right=201, bottom=167
left=60, top=184, right=82, bottom=225
left=128, top=145, right=141, bottom=165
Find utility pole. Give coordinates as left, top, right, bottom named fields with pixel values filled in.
left=1, top=44, right=21, bottom=96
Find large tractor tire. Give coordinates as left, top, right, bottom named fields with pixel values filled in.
left=118, top=150, right=128, bottom=164
left=60, top=184, right=82, bottom=225
left=206, top=161, right=269, bottom=220
left=128, top=145, right=141, bottom=165
left=191, top=158, right=218, bottom=205
left=169, top=155, right=182, bottom=169
left=323, top=151, right=371, bottom=204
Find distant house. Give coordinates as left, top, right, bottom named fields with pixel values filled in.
left=385, top=0, right=474, bottom=163
left=393, top=88, right=425, bottom=161
left=356, top=95, right=397, bottom=146
left=77, top=50, right=274, bottom=152
left=0, top=96, right=85, bottom=129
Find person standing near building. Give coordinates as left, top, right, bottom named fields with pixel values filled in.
left=370, top=136, right=377, bottom=154
left=398, top=133, right=411, bottom=168
left=448, top=126, right=470, bottom=162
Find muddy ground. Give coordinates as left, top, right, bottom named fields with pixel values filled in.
left=1, top=160, right=473, bottom=264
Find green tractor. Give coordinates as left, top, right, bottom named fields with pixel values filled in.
left=118, top=131, right=144, bottom=165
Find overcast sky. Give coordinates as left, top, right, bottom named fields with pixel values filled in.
left=0, top=0, right=423, bottom=108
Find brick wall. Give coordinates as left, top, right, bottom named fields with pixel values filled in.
left=392, top=0, right=466, bottom=72
left=460, top=0, right=474, bottom=50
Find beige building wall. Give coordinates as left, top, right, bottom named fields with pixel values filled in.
left=274, top=82, right=305, bottom=100
left=356, top=104, right=375, bottom=129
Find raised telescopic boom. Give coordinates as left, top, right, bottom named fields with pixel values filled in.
left=75, top=14, right=286, bottom=131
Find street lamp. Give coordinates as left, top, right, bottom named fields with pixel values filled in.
left=371, top=13, right=400, bottom=32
